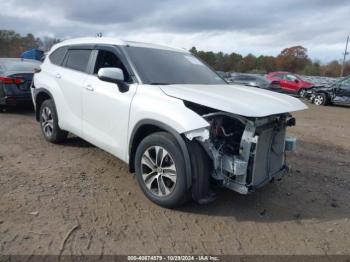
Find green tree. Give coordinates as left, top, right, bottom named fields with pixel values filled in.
left=0, top=30, right=38, bottom=57
left=320, top=60, right=342, bottom=77
left=189, top=46, right=198, bottom=56
left=241, top=54, right=256, bottom=72
left=227, top=52, right=242, bottom=72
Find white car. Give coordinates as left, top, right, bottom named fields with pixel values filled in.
left=32, top=37, right=307, bottom=207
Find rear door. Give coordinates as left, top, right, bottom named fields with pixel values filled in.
left=58, top=46, right=92, bottom=135
left=82, top=45, right=138, bottom=160
left=269, top=73, right=285, bottom=93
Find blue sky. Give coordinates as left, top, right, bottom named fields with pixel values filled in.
left=1, top=0, right=349, bottom=62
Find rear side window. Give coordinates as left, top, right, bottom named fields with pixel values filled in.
left=49, top=47, right=67, bottom=66
left=65, top=49, right=92, bottom=72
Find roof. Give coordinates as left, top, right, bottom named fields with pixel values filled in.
left=52, top=37, right=188, bottom=53
left=268, top=71, right=290, bottom=74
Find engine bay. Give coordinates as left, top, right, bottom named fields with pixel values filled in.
left=184, top=108, right=296, bottom=194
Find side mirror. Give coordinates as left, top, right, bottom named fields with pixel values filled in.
left=97, top=67, right=129, bottom=92
left=294, top=79, right=299, bottom=83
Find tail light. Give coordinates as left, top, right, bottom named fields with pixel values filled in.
left=0, top=76, right=24, bottom=85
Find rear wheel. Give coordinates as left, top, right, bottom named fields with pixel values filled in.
left=135, top=132, right=189, bottom=208
left=313, top=93, right=327, bottom=106
left=298, top=88, right=307, bottom=98
left=39, top=99, right=68, bottom=143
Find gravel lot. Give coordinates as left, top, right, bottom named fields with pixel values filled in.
left=0, top=102, right=349, bottom=256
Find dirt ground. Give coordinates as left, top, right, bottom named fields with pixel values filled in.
left=0, top=102, right=349, bottom=256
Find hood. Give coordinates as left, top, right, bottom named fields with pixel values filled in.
left=160, top=84, right=307, bottom=117
left=312, top=85, right=334, bottom=92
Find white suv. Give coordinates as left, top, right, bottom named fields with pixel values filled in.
left=32, top=37, right=306, bottom=207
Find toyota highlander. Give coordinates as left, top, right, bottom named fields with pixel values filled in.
left=31, top=37, right=307, bottom=207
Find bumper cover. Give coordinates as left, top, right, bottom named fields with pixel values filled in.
left=0, top=95, right=32, bottom=106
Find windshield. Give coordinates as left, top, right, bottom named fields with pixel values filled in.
left=124, top=46, right=226, bottom=85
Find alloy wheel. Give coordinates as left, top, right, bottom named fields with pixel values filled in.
left=41, top=106, right=54, bottom=137
left=141, top=146, right=177, bottom=197
left=299, top=89, right=306, bottom=97
left=314, top=95, right=324, bottom=105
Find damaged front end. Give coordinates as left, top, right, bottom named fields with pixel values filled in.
left=185, top=110, right=297, bottom=195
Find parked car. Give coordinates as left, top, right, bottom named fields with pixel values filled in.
left=32, top=37, right=306, bottom=207
left=230, top=74, right=272, bottom=89
left=266, top=71, right=315, bottom=97
left=0, top=58, right=41, bottom=111
left=216, top=71, right=231, bottom=82
left=308, top=76, right=350, bottom=106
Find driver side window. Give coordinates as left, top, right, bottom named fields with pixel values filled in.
left=285, top=74, right=297, bottom=81
left=94, top=50, right=131, bottom=82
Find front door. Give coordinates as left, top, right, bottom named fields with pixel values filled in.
left=335, top=77, right=350, bottom=104
left=82, top=47, right=138, bottom=160
left=282, top=74, right=299, bottom=93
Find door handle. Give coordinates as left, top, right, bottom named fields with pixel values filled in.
left=55, top=73, right=61, bottom=79
left=85, top=84, right=94, bottom=91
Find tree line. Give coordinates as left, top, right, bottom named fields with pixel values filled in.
left=0, top=30, right=348, bottom=77
left=190, top=46, right=350, bottom=77
left=0, top=30, right=60, bottom=58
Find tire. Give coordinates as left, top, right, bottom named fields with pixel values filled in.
left=187, top=140, right=216, bottom=204
left=313, top=93, right=327, bottom=106
left=298, top=88, right=307, bottom=98
left=39, top=99, right=68, bottom=143
left=134, top=132, right=190, bottom=208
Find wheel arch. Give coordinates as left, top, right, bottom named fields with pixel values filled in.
left=315, top=91, right=331, bottom=99
left=128, top=119, right=192, bottom=189
left=34, top=88, right=54, bottom=121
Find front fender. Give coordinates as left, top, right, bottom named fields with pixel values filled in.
left=128, top=85, right=209, bottom=140
left=127, top=85, right=210, bottom=188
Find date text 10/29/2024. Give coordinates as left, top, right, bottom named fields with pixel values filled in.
left=127, top=255, right=220, bottom=261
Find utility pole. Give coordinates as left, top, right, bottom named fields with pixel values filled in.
left=340, top=36, right=349, bottom=77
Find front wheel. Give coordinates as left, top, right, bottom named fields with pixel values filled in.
left=313, top=93, right=327, bottom=106
left=134, top=132, right=189, bottom=208
left=39, top=99, right=68, bottom=143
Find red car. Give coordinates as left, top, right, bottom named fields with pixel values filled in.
left=266, top=72, right=314, bottom=97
